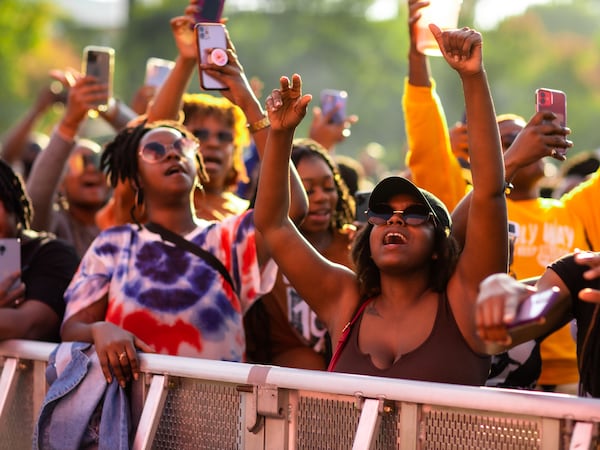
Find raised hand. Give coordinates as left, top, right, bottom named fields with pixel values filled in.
left=265, top=74, right=312, bottom=132
left=430, top=25, right=483, bottom=76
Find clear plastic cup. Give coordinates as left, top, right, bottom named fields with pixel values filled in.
left=415, top=0, right=463, bottom=57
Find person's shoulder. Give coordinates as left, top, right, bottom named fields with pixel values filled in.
left=21, top=229, right=79, bottom=263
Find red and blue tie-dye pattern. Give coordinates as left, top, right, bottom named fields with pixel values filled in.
left=62, top=210, right=276, bottom=362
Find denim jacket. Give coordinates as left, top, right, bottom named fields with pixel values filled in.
left=32, top=342, right=131, bottom=450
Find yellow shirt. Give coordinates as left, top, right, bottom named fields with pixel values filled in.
left=403, top=79, right=582, bottom=386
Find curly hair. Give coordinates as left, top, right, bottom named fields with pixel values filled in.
left=182, top=93, right=250, bottom=189
left=291, top=138, right=355, bottom=231
left=350, top=221, right=460, bottom=300
left=0, top=158, right=33, bottom=231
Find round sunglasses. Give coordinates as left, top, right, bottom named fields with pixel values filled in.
left=139, top=138, right=199, bottom=164
left=367, top=204, right=433, bottom=227
left=191, top=128, right=234, bottom=144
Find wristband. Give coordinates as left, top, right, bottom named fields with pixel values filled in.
left=247, top=116, right=271, bottom=134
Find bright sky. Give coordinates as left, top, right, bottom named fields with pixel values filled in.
left=57, top=0, right=556, bottom=30
left=366, top=0, right=553, bottom=29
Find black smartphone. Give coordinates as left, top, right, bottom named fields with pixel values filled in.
left=194, top=0, right=225, bottom=23
left=195, top=23, right=228, bottom=91
left=82, top=45, right=115, bottom=111
left=320, top=89, right=348, bottom=124
left=354, top=190, right=371, bottom=224
left=507, top=287, right=560, bottom=329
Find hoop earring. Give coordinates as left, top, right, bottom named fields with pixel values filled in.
left=135, top=188, right=144, bottom=206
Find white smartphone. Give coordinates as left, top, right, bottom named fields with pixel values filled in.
left=507, top=287, right=561, bottom=329
left=0, top=238, right=21, bottom=292
left=144, top=57, right=175, bottom=88
left=82, top=45, right=115, bottom=111
left=320, top=89, right=348, bottom=124
left=195, top=23, right=228, bottom=90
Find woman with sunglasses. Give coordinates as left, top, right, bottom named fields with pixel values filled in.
left=145, top=4, right=277, bottom=222
left=255, top=26, right=508, bottom=385
left=60, top=119, right=293, bottom=388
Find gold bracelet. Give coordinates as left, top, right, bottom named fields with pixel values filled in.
left=247, top=116, right=271, bottom=134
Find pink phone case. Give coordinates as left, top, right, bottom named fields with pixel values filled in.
left=507, top=287, right=560, bottom=329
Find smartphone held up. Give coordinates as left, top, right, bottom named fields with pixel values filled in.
left=82, top=45, right=115, bottom=112
left=145, top=57, right=175, bottom=89
left=535, top=87, right=568, bottom=157
left=320, top=89, right=348, bottom=125
left=193, top=0, right=225, bottom=24
left=195, top=22, right=228, bottom=90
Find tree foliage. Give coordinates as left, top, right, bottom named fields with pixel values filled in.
left=3, top=0, right=600, bottom=170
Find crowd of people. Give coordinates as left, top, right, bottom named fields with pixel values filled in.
left=2, top=0, right=600, bottom=446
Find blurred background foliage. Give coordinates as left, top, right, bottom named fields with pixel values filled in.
left=1, top=0, right=600, bottom=171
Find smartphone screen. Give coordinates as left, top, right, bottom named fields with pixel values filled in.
left=0, top=238, right=21, bottom=291
left=507, top=287, right=560, bottom=329
left=195, top=23, right=228, bottom=90
left=145, top=57, right=175, bottom=88
left=320, top=89, right=348, bottom=124
left=194, top=0, right=225, bottom=23
left=82, top=45, right=115, bottom=111
left=354, top=190, right=371, bottom=224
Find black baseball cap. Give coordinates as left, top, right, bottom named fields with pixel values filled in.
left=368, top=176, right=451, bottom=236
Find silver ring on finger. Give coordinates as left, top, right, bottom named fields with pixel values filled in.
left=119, top=351, right=127, bottom=362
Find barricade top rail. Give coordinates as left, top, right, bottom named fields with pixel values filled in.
left=2, top=338, right=600, bottom=423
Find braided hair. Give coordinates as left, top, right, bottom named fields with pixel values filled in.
left=0, top=158, right=33, bottom=231
left=291, top=138, right=355, bottom=231
left=101, top=119, right=209, bottom=190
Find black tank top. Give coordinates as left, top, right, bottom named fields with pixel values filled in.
left=333, top=293, right=490, bottom=386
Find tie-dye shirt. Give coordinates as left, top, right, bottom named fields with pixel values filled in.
left=62, top=211, right=276, bottom=362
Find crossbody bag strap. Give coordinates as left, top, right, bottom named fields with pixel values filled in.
left=327, top=298, right=373, bottom=372
left=145, top=222, right=235, bottom=290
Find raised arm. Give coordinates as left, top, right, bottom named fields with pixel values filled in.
left=26, top=74, right=102, bottom=231
left=403, top=0, right=468, bottom=211
left=429, top=26, right=507, bottom=350
left=254, top=75, right=359, bottom=340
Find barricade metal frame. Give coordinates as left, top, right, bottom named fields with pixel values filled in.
left=1, top=339, right=599, bottom=449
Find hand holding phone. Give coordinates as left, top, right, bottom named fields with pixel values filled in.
left=82, top=45, right=115, bottom=112
left=195, top=23, right=228, bottom=90
left=507, top=287, right=560, bottom=329
left=320, top=89, right=348, bottom=124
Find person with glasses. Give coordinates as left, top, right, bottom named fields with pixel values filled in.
left=145, top=3, right=290, bottom=222
left=402, top=0, right=580, bottom=393
left=255, top=24, right=508, bottom=384
left=60, top=118, right=306, bottom=388
left=26, top=71, right=112, bottom=258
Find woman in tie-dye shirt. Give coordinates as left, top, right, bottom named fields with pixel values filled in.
left=60, top=121, right=283, bottom=387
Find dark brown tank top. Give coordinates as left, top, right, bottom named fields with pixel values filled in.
left=333, top=293, right=490, bottom=385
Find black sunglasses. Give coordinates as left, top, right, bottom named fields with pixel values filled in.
left=367, top=204, right=433, bottom=227
left=192, top=128, right=234, bottom=144
left=139, top=138, right=198, bottom=164
left=68, top=152, right=102, bottom=175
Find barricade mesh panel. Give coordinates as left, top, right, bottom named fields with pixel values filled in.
left=151, top=378, right=242, bottom=450
left=421, top=405, right=543, bottom=450
left=0, top=362, right=34, bottom=450
left=296, top=392, right=401, bottom=450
